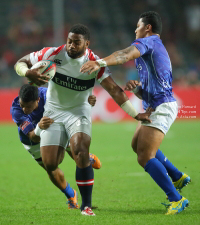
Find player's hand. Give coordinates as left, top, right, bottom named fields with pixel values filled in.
left=25, top=66, right=49, bottom=86
left=80, top=61, right=100, bottom=75
left=88, top=95, right=96, bottom=107
left=38, top=117, right=54, bottom=129
left=135, top=107, right=154, bottom=123
left=124, top=80, right=140, bottom=91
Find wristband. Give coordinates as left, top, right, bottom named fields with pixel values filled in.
left=96, top=59, right=107, bottom=67
left=121, top=100, right=138, bottom=118
left=15, top=62, right=29, bottom=77
left=131, top=85, right=141, bottom=94
left=34, top=124, right=42, bottom=136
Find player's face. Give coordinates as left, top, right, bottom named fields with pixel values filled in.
left=19, top=99, right=39, bottom=115
left=135, top=18, right=148, bottom=39
left=66, top=32, right=89, bottom=59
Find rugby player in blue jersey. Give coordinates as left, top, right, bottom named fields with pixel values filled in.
left=11, top=84, right=101, bottom=209
left=80, top=11, right=190, bottom=215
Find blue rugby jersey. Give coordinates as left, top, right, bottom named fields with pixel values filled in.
left=131, top=35, right=176, bottom=110
left=11, top=87, right=47, bottom=145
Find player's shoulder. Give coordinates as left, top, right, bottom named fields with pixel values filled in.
left=31, top=44, right=66, bottom=62
left=11, top=96, right=20, bottom=109
left=85, top=48, right=99, bottom=61
left=134, top=35, right=156, bottom=45
left=38, top=87, right=47, bottom=101
left=11, top=96, right=24, bottom=118
left=38, top=87, right=47, bottom=94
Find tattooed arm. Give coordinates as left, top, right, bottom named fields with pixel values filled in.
left=80, top=46, right=140, bottom=74
left=106, top=46, right=140, bottom=65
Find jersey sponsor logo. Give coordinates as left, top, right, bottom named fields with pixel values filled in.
left=52, top=72, right=95, bottom=91
left=54, top=59, right=62, bottom=65
left=20, top=121, right=30, bottom=131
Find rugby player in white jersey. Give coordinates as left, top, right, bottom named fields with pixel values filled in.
left=11, top=84, right=102, bottom=210
left=14, top=24, right=152, bottom=216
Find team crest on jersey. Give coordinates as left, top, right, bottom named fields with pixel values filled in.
left=54, top=59, right=62, bottom=65
left=20, top=121, right=30, bottom=131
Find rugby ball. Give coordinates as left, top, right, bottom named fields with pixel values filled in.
left=28, top=60, right=56, bottom=85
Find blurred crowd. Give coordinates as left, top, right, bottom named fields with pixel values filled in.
left=0, top=0, right=200, bottom=88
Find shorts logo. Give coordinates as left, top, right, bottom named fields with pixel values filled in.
left=160, top=123, right=168, bottom=131
left=76, top=118, right=88, bottom=127
left=20, top=121, right=30, bottom=131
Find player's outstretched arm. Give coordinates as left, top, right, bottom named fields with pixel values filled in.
left=14, top=54, right=48, bottom=86
left=100, top=76, right=152, bottom=123
left=80, top=46, right=140, bottom=75
left=28, top=117, right=54, bottom=142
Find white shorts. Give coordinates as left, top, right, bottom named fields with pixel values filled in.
left=40, top=115, right=92, bottom=147
left=23, top=143, right=43, bottom=164
left=141, top=101, right=178, bottom=135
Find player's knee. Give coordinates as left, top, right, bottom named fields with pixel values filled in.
left=76, top=148, right=88, bottom=160
left=43, top=159, right=58, bottom=172
left=131, top=139, right=137, bottom=153
left=137, top=155, right=145, bottom=168
left=73, top=144, right=88, bottom=157
left=137, top=151, right=148, bottom=168
left=73, top=146, right=89, bottom=167
left=131, top=142, right=137, bottom=153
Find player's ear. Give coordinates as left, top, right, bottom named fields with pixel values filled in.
left=85, top=40, right=90, bottom=48
left=146, top=24, right=152, bottom=32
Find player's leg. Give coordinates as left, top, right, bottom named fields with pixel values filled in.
left=132, top=122, right=189, bottom=190
left=66, top=145, right=102, bottom=169
left=67, top=117, right=95, bottom=215
left=135, top=102, right=189, bottom=214
left=155, top=149, right=191, bottom=190
left=40, top=127, right=79, bottom=209
left=70, top=133, right=94, bottom=213
left=136, top=126, right=181, bottom=200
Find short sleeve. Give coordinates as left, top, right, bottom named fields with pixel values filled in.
left=131, top=38, right=153, bottom=56
left=85, top=48, right=112, bottom=83
left=30, top=45, right=65, bottom=65
left=96, top=67, right=111, bottom=83
left=12, top=108, right=34, bottom=135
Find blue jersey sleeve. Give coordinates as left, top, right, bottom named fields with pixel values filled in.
left=131, top=38, right=154, bottom=56
left=11, top=107, right=34, bottom=136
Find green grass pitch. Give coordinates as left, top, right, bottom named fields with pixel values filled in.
left=0, top=121, right=200, bottom=225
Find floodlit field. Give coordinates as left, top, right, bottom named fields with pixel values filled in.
left=0, top=121, right=199, bottom=225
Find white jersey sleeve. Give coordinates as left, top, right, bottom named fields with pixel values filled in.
left=85, top=48, right=111, bottom=83
left=30, top=45, right=66, bottom=65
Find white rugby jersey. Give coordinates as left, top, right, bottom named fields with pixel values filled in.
left=30, top=45, right=111, bottom=110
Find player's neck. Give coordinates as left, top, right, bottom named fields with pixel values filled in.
left=146, top=32, right=160, bottom=38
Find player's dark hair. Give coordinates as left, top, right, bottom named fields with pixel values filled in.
left=19, top=84, right=39, bottom=102
left=139, top=11, right=162, bottom=35
left=69, top=24, right=90, bottom=40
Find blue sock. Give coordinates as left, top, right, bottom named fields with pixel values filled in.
left=61, top=183, right=74, bottom=199
left=145, top=158, right=181, bottom=202
left=156, top=149, right=182, bottom=182
left=76, top=165, right=94, bottom=211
